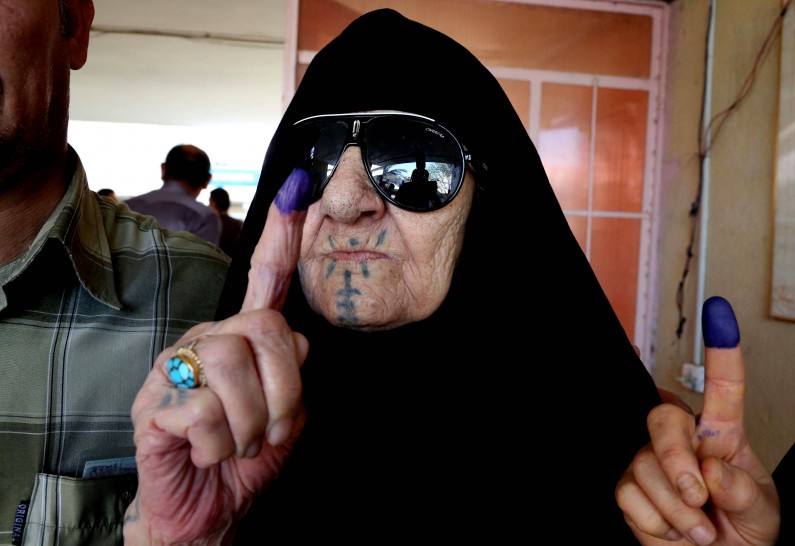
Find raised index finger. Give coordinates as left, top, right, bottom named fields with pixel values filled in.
left=696, top=296, right=745, bottom=458
left=241, top=168, right=313, bottom=312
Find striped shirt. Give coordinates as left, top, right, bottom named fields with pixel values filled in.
left=0, top=149, right=230, bottom=545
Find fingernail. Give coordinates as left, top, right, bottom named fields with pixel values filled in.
left=689, top=525, right=715, bottom=546
left=243, top=442, right=261, bottom=459
left=676, top=473, right=706, bottom=506
left=664, top=528, right=684, bottom=541
left=702, top=296, right=740, bottom=348
left=267, top=418, right=293, bottom=447
left=274, top=168, right=313, bottom=214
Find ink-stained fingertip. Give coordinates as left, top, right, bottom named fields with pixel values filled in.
left=274, top=167, right=313, bottom=214
left=702, top=296, right=740, bottom=348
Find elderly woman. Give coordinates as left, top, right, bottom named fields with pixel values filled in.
left=126, top=9, right=664, bottom=544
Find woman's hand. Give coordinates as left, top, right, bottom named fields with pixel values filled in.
left=124, top=170, right=313, bottom=545
left=615, top=297, right=780, bottom=545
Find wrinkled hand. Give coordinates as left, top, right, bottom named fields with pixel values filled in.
left=124, top=169, right=313, bottom=545
left=615, top=296, right=780, bottom=546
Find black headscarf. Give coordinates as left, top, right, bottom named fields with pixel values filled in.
left=218, top=9, right=660, bottom=542
left=774, top=444, right=794, bottom=543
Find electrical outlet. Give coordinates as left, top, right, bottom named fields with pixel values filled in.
left=677, top=362, right=705, bottom=393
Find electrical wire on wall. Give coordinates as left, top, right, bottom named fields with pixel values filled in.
left=675, top=0, right=794, bottom=343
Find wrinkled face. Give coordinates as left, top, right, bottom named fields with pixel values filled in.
left=0, top=0, right=72, bottom=188
left=298, top=145, right=475, bottom=331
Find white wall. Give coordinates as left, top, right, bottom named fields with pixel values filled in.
left=68, top=121, right=276, bottom=218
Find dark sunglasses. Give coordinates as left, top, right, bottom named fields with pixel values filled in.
left=291, top=112, right=471, bottom=212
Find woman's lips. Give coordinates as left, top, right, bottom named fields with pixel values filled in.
left=326, top=250, right=386, bottom=262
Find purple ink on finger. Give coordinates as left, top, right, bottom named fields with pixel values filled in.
left=702, top=296, right=740, bottom=348
left=274, top=168, right=313, bottom=214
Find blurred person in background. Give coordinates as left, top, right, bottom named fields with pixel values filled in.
left=126, top=143, right=222, bottom=245
left=210, top=186, right=244, bottom=257
left=97, top=187, right=118, bottom=202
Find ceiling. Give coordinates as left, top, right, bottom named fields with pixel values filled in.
left=68, top=0, right=674, bottom=203
left=67, top=0, right=289, bottom=204
left=71, top=0, right=288, bottom=129
left=71, top=0, right=674, bottom=130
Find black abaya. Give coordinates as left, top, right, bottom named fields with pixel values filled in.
left=216, top=9, right=661, bottom=543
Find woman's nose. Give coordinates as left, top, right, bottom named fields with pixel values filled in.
left=318, top=146, right=386, bottom=223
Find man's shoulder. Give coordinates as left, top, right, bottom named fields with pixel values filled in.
left=101, top=201, right=229, bottom=319
left=124, top=188, right=161, bottom=206
left=107, top=201, right=229, bottom=268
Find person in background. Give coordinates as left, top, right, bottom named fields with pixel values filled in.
left=0, top=1, right=277, bottom=543
left=125, top=144, right=222, bottom=245
left=209, top=186, right=244, bottom=257
left=616, top=296, right=790, bottom=546
left=97, top=187, right=118, bottom=202
left=126, top=8, right=664, bottom=544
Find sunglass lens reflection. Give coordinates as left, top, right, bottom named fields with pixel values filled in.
left=294, top=117, right=464, bottom=211
left=366, top=119, right=462, bottom=210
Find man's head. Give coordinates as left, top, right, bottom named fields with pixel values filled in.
left=209, top=187, right=231, bottom=214
left=0, top=0, right=95, bottom=189
left=161, top=144, right=212, bottom=191
left=97, top=188, right=117, bottom=201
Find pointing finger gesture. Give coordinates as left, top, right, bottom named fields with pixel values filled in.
left=242, top=167, right=313, bottom=312
left=616, top=297, right=779, bottom=545
left=126, top=169, right=314, bottom=544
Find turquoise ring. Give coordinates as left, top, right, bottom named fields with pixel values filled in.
left=166, top=338, right=207, bottom=389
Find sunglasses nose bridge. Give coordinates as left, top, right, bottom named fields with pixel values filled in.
left=319, top=146, right=387, bottom=221
left=319, top=119, right=362, bottom=196
left=338, top=118, right=368, bottom=190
